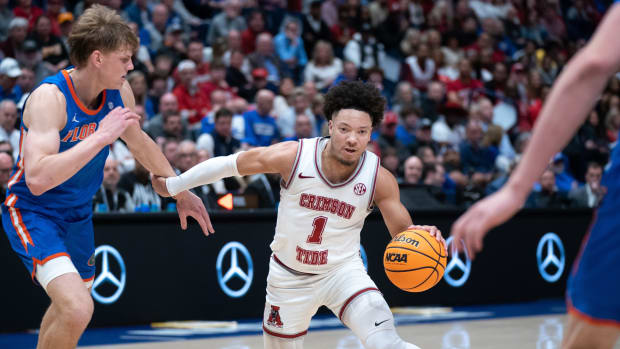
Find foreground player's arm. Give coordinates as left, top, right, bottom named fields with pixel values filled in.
left=118, top=81, right=213, bottom=235
left=23, top=85, right=139, bottom=195
left=119, top=82, right=177, bottom=178
left=450, top=4, right=620, bottom=257
left=373, top=167, right=445, bottom=249
left=154, top=141, right=298, bottom=197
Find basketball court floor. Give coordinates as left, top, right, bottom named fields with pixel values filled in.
left=3, top=299, right=620, bottom=349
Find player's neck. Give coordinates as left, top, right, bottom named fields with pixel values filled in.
left=69, top=69, right=105, bottom=110
left=321, top=141, right=359, bottom=183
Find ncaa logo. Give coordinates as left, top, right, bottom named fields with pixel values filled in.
left=216, top=241, right=254, bottom=298
left=353, top=183, right=366, bottom=195
left=91, top=245, right=126, bottom=304
left=536, top=232, right=565, bottom=283
left=443, top=237, right=471, bottom=287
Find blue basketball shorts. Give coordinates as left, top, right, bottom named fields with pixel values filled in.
left=2, top=203, right=95, bottom=290
left=567, top=199, right=620, bottom=327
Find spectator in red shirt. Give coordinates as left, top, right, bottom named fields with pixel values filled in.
left=446, top=58, right=483, bottom=108
left=466, top=31, right=505, bottom=64
left=241, top=10, right=266, bottom=54
left=45, top=0, right=64, bottom=37
left=13, top=0, right=43, bottom=32
left=199, top=62, right=236, bottom=106
left=172, top=40, right=210, bottom=87
left=173, top=60, right=210, bottom=126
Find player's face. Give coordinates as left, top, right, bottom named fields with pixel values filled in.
left=328, top=109, right=372, bottom=166
left=100, top=47, right=134, bottom=89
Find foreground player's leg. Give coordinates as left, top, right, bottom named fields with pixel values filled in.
left=562, top=314, right=620, bottom=349
left=37, top=273, right=93, bottom=349
left=341, top=291, right=420, bottom=349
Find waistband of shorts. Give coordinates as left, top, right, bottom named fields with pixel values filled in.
left=272, top=254, right=318, bottom=276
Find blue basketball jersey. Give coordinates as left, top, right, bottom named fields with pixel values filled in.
left=4, top=68, right=124, bottom=209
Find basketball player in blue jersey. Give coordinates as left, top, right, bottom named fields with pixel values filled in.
left=151, top=81, right=447, bottom=349
left=1, top=5, right=212, bottom=349
left=451, top=3, right=620, bottom=349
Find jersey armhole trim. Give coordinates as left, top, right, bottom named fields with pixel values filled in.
left=367, top=155, right=380, bottom=211
left=281, top=139, right=303, bottom=189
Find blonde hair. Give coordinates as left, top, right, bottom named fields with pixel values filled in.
left=481, top=124, right=503, bottom=147
left=68, top=4, right=138, bottom=68
left=312, top=40, right=334, bottom=66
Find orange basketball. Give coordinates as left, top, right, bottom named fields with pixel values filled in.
left=383, top=229, right=447, bottom=292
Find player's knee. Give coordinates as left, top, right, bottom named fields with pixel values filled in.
left=363, top=329, right=420, bottom=349
left=57, top=296, right=94, bottom=329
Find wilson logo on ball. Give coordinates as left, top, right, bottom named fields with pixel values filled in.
left=385, top=253, right=408, bottom=263
left=393, top=235, right=420, bottom=248
left=353, top=183, right=366, bottom=195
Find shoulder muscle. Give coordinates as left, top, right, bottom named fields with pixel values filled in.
left=23, top=84, right=67, bottom=132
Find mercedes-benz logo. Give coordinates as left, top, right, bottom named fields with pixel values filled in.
left=442, top=324, right=470, bottom=349
left=536, top=232, right=565, bottom=283
left=91, top=245, right=126, bottom=304
left=216, top=241, right=254, bottom=298
left=443, top=237, right=471, bottom=287
left=537, top=318, right=562, bottom=349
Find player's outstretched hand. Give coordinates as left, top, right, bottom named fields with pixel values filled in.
left=97, top=107, right=140, bottom=144
left=450, top=185, right=526, bottom=259
left=175, top=190, right=215, bottom=236
left=150, top=174, right=171, bottom=197
left=408, top=225, right=447, bottom=254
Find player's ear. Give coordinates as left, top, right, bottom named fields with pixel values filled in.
left=328, top=120, right=333, bottom=136
left=91, top=50, right=103, bottom=67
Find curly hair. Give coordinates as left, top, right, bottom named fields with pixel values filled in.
left=323, top=81, right=386, bottom=127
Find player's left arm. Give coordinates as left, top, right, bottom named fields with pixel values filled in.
left=118, top=81, right=214, bottom=235
left=118, top=82, right=175, bottom=177
left=374, top=166, right=446, bottom=250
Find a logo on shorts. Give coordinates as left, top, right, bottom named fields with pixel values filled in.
left=353, top=183, right=366, bottom=195
left=88, top=253, right=95, bottom=266
left=267, top=305, right=284, bottom=328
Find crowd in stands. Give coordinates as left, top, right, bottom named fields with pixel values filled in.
left=0, top=0, right=617, bottom=212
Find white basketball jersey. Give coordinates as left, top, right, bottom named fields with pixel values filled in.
left=271, top=137, right=380, bottom=274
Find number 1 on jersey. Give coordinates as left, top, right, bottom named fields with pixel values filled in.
left=307, top=216, right=327, bottom=244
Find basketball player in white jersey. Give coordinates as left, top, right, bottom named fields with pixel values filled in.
left=152, top=81, right=446, bottom=349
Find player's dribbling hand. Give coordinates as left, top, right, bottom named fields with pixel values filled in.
left=150, top=174, right=170, bottom=197
left=175, top=190, right=215, bottom=236
left=97, top=107, right=140, bottom=144
left=408, top=225, right=447, bottom=254
left=450, top=185, right=526, bottom=259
